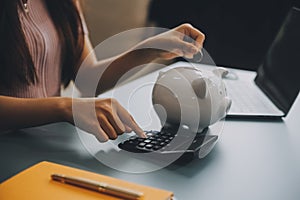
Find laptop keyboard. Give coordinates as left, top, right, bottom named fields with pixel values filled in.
left=225, top=79, right=281, bottom=114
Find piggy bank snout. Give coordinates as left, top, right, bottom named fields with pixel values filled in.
left=217, top=97, right=232, bottom=119
left=225, top=97, right=232, bottom=112
left=213, top=67, right=229, bottom=78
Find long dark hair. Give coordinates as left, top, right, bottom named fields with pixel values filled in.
left=0, top=0, right=84, bottom=88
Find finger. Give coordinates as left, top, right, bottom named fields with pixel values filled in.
left=106, top=110, right=126, bottom=135
left=128, top=115, right=147, bottom=138
left=116, top=105, right=147, bottom=138
left=177, top=40, right=198, bottom=57
left=124, top=125, right=133, bottom=133
left=188, top=27, right=205, bottom=49
left=99, top=115, right=118, bottom=140
left=183, top=51, right=195, bottom=59
left=182, top=35, right=204, bottom=62
left=185, top=53, right=195, bottom=59
left=93, top=126, right=109, bottom=143
left=179, top=24, right=205, bottom=49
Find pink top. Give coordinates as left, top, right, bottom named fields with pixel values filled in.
left=0, top=0, right=87, bottom=98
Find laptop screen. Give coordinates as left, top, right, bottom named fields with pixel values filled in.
left=255, top=7, right=300, bottom=114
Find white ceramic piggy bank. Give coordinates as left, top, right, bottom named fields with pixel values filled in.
left=152, top=66, right=232, bottom=132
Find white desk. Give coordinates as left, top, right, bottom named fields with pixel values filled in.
left=1, top=62, right=300, bottom=200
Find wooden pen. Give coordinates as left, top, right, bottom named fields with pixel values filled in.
left=51, top=174, right=144, bottom=200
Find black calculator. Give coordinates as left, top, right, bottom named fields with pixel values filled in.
left=118, top=127, right=218, bottom=159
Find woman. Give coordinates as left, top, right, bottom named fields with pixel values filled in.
left=0, top=0, right=205, bottom=142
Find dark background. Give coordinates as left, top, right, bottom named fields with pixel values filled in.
left=148, top=0, right=300, bottom=70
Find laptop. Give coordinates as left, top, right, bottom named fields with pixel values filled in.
left=224, top=7, right=300, bottom=119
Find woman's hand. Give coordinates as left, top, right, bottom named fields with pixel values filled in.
left=64, top=98, right=146, bottom=142
left=140, top=23, right=205, bottom=60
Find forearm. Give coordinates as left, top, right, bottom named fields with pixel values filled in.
left=0, top=96, right=71, bottom=131
left=75, top=24, right=205, bottom=96
left=95, top=48, right=158, bottom=94
left=75, top=42, right=159, bottom=96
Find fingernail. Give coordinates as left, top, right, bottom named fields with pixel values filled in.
left=141, top=132, right=147, bottom=138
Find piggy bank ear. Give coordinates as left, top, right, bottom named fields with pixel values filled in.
left=213, top=67, right=229, bottom=78
left=158, top=71, right=165, bottom=79
left=192, top=78, right=207, bottom=99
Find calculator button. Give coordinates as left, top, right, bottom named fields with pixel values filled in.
left=145, top=144, right=153, bottom=149
left=146, top=133, right=154, bottom=137
left=138, top=142, right=146, bottom=147
left=153, top=145, right=161, bottom=150
left=151, top=141, right=159, bottom=145
left=144, top=139, right=151, bottom=143
left=161, top=135, right=168, bottom=139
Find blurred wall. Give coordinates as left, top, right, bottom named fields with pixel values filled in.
left=82, top=0, right=151, bottom=47
left=62, top=0, right=155, bottom=96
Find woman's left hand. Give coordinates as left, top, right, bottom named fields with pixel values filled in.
left=140, top=23, right=205, bottom=60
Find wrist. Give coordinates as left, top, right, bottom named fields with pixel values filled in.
left=57, top=97, right=73, bottom=124
left=134, top=38, right=163, bottom=60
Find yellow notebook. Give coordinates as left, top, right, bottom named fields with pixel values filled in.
left=0, top=161, right=173, bottom=200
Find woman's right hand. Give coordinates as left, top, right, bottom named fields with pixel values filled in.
left=64, top=98, right=146, bottom=142
left=138, top=23, right=205, bottom=61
